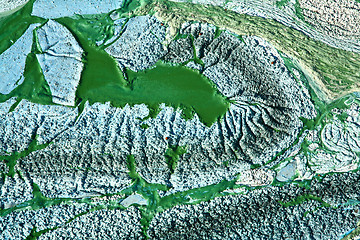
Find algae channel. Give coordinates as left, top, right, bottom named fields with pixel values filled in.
left=55, top=15, right=229, bottom=127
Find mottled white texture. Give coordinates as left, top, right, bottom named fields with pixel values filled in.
left=0, top=99, right=77, bottom=154
left=0, top=24, right=38, bottom=94
left=36, top=20, right=83, bottom=106
left=32, top=0, right=123, bottom=18
left=36, top=54, right=83, bottom=106
left=0, top=0, right=28, bottom=13
left=0, top=97, right=17, bottom=115
left=105, top=15, right=167, bottom=71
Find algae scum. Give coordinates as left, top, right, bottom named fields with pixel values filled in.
left=1, top=0, right=360, bottom=239
left=56, top=14, right=229, bottom=126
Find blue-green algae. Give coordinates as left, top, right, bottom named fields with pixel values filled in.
left=278, top=193, right=331, bottom=208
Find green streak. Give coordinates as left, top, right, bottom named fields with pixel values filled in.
left=1, top=183, right=64, bottom=216
left=1, top=136, right=50, bottom=178
left=0, top=0, right=44, bottom=54
left=250, top=164, right=261, bottom=170
left=159, top=179, right=237, bottom=210
left=164, top=145, right=187, bottom=173
left=278, top=193, right=331, bottom=208
left=57, top=16, right=229, bottom=127
left=125, top=155, right=168, bottom=238
left=294, top=0, right=305, bottom=21
left=140, top=123, right=150, bottom=129
left=26, top=226, right=50, bottom=240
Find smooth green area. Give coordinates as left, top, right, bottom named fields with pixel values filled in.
left=0, top=20, right=53, bottom=105
left=0, top=52, right=53, bottom=105
left=56, top=16, right=229, bottom=127
left=164, top=145, right=187, bottom=173
left=57, top=13, right=118, bottom=49
left=0, top=0, right=51, bottom=106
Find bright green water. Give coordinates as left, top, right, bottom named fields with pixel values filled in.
left=56, top=17, right=229, bottom=127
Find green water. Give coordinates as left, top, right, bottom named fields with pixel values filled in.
left=0, top=2, right=52, bottom=105
left=55, top=16, right=229, bottom=127
left=78, top=59, right=229, bottom=126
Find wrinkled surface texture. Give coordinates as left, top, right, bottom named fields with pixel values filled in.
left=0, top=0, right=360, bottom=239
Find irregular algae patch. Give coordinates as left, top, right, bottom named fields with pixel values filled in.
left=164, top=145, right=187, bottom=173
left=55, top=16, right=229, bottom=126
left=76, top=60, right=229, bottom=126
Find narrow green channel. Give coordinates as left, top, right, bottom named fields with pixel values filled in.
left=56, top=17, right=229, bottom=127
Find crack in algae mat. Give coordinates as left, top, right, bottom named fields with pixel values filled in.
left=0, top=0, right=360, bottom=239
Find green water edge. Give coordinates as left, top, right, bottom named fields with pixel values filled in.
left=55, top=14, right=230, bottom=127
left=1, top=0, right=231, bottom=127
left=0, top=0, right=359, bottom=239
